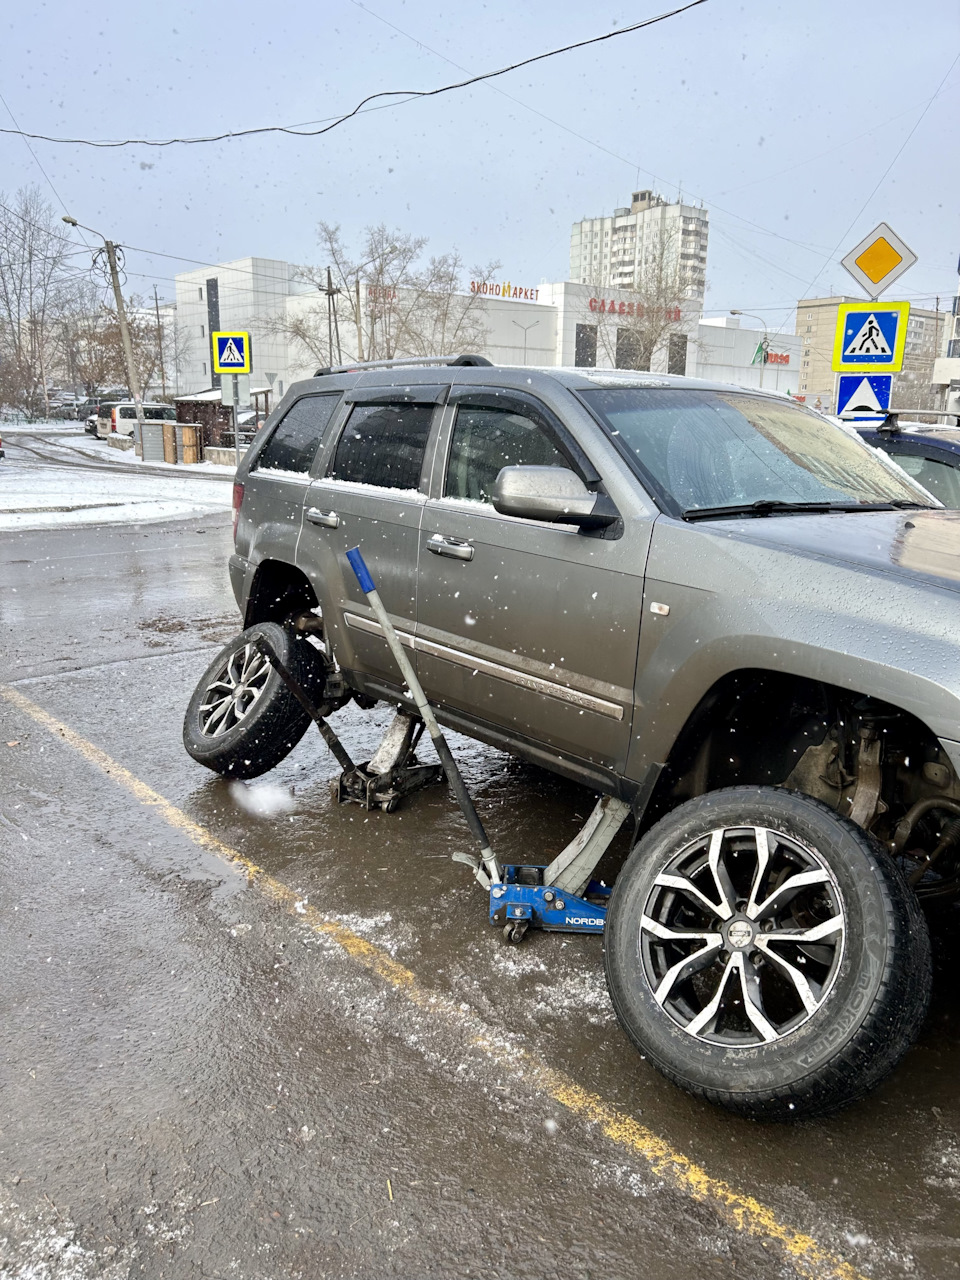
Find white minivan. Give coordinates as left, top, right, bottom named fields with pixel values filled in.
left=96, top=401, right=177, bottom=439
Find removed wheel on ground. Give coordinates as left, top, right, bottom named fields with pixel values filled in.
left=603, top=786, right=931, bottom=1121
left=183, top=621, right=328, bottom=779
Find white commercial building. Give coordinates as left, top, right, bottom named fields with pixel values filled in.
left=174, top=257, right=312, bottom=401
left=172, top=258, right=796, bottom=403
left=697, top=317, right=801, bottom=396
left=570, top=190, right=709, bottom=305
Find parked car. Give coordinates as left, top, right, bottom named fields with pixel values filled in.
left=95, top=401, right=177, bottom=439
left=184, top=357, right=960, bottom=1120
left=86, top=402, right=114, bottom=434
left=855, top=413, right=960, bottom=509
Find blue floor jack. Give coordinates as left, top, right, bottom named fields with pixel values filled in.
left=344, top=548, right=632, bottom=943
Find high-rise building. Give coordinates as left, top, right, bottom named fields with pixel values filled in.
left=794, top=296, right=946, bottom=412
left=569, top=190, right=709, bottom=303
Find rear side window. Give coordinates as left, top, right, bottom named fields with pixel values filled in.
left=445, top=405, right=570, bottom=503
left=255, top=395, right=340, bottom=475
left=143, top=406, right=175, bottom=421
left=329, top=403, right=433, bottom=492
left=887, top=452, right=960, bottom=508
left=119, top=406, right=136, bottom=419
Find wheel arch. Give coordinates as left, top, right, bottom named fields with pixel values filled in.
left=643, top=666, right=956, bottom=832
left=243, top=558, right=319, bottom=628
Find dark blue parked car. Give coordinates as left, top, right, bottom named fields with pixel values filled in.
left=856, top=414, right=960, bottom=508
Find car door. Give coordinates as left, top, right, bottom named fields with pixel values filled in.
left=416, top=387, right=648, bottom=776
left=297, top=385, right=446, bottom=696
left=240, top=390, right=343, bottom=600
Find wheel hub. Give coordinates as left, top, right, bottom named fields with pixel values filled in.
left=725, top=918, right=755, bottom=951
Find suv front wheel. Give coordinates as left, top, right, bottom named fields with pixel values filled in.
left=603, top=787, right=931, bottom=1120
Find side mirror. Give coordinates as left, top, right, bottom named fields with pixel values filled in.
left=491, top=465, right=618, bottom=529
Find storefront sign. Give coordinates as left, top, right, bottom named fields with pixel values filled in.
left=765, top=351, right=790, bottom=365
left=470, top=280, right=540, bottom=301
left=589, top=298, right=681, bottom=322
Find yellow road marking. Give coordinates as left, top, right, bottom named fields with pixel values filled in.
left=1, top=683, right=864, bottom=1280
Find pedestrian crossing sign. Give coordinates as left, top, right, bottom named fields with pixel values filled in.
left=831, top=301, right=909, bottom=373
left=212, top=331, right=251, bottom=374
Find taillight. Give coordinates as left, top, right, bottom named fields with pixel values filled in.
left=111, top=408, right=117, bottom=431
left=232, top=482, right=245, bottom=540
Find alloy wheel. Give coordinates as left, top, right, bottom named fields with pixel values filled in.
left=197, top=642, right=271, bottom=737
left=639, top=824, right=846, bottom=1046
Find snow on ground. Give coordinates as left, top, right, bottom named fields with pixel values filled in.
left=3, top=422, right=239, bottom=477
left=0, top=458, right=232, bottom=530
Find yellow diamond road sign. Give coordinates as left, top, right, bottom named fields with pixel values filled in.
left=841, top=222, right=917, bottom=300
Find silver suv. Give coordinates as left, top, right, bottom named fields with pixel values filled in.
left=185, top=355, right=960, bottom=1120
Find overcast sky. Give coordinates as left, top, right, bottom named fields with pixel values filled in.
left=3, top=0, right=958, bottom=333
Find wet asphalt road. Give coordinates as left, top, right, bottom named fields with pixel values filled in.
left=1, top=501, right=960, bottom=1278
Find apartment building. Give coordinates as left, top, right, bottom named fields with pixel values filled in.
left=570, top=191, right=709, bottom=305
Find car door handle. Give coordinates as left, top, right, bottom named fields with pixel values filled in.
left=306, top=507, right=340, bottom=529
left=427, top=533, right=474, bottom=561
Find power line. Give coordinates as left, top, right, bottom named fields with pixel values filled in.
left=0, top=89, right=93, bottom=253
left=0, top=3, right=707, bottom=149
left=778, top=49, right=960, bottom=334
left=348, top=0, right=840, bottom=261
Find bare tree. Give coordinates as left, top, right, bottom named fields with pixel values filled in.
left=272, top=223, right=498, bottom=368
left=0, top=186, right=77, bottom=417
left=578, top=227, right=689, bottom=373
left=62, top=280, right=116, bottom=397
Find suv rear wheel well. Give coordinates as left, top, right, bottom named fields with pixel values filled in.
left=244, top=560, right=319, bottom=628
left=648, top=669, right=960, bottom=898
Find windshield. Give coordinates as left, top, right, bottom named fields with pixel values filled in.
left=578, top=387, right=934, bottom=516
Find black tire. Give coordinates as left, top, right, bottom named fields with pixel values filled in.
left=604, top=787, right=931, bottom=1120
left=183, top=621, right=327, bottom=779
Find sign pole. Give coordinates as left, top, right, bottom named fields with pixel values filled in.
left=233, top=374, right=240, bottom=471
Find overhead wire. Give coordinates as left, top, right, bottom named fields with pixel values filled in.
left=0, top=2, right=707, bottom=148
left=0, top=88, right=93, bottom=252
left=776, top=49, right=960, bottom=334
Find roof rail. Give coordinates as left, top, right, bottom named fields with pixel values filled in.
left=313, top=353, right=493, bottom=377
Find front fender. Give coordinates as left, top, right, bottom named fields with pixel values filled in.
left=627, top=520, right=960, bottom=780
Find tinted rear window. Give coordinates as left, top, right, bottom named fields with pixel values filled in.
left=254, top=395, right=341, bottom=475
left=328, top=403, right=433, bottom=492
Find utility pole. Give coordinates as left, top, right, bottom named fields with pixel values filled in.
left=355, top=279, right=364, bottom=361
left=153, top=284, right=167, bottom=399
left=319, top=268, right=342, bottom=366
left=63, top=217, right=145, bottom=449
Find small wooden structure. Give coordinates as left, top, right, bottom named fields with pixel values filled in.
left=175, top=389, right=233, bottom=448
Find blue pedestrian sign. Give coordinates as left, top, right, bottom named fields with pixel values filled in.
left=831, top=301, right=909, bottom=373
left=837, top=373, right=892, bottom=421
left=212, top=330, right=251, bottom=374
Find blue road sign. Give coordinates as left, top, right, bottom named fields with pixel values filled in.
left=212, top=330, right=251, bottom=374
left=832, top=301, right=909, bottom=372
left=837, top=373, right=892, bottom=420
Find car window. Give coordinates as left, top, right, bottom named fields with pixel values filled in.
left=119, top=406, right=136, bottom=419
left=445, top=404, right=569, bottom=503
left=328, top=403, right=433, bottom=492
left=142, top=406, right=175, bottom=421
left=886, top=452, right=960, bottom=509
left=254, top=395, right=341, bottom=476
left=579, top=387, right=933, bottom=514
